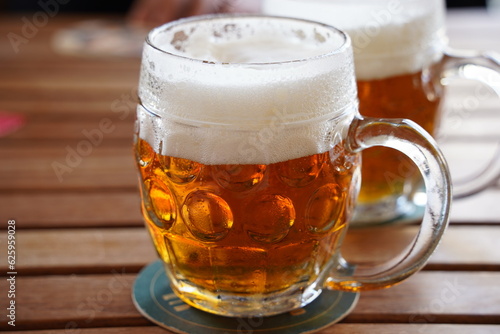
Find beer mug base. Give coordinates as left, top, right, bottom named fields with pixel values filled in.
left=133, top=260, right=360, bottom=332
left=169, top=266, right=324, bottom=317
left=351, top=192, right=426, bottom=226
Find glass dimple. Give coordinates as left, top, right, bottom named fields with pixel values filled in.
left=182, top=190, right=234, bottom=241
left=306, top=184, right=345, bottom=234
left=147, top=181, right=177, bottom=230
left=159, top=156, right=202, bottom=184
left=246, top=194, right=295, bottom=243
left=277, top=154, right=325, bottom=187
left=212, top=164, right=267, bottom=192
left=330, top=145, right=356, bottom=175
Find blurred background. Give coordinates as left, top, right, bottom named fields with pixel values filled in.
left=0, top=0, right=492, bottom=13
left=0, top=0, right=134, bottom=13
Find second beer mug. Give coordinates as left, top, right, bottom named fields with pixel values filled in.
left=135, top=15, right=451, bottom=317
left=263, top=0, right=500, bottom=224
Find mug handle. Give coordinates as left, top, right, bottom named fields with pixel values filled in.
left=327, top=116, right=452, bottom=292
left=434, top=49, right=500, bottom=198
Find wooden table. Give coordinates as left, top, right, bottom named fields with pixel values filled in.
left=1, top=9, right=499, bottom=334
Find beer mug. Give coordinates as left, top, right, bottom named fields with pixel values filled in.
left=134, top=15, right=451, bottom=317
left=263, top=0, right=500, bottom=224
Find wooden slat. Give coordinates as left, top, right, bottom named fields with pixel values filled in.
left=449, top=188, right=500, bottom=223
left=0, top=227, right=156, bottom=275
left=0, top=272, right=498, bottom=330
left=5, top=119, right=134, bottom=140
left=0, top=73, right=138, bottom=91
left=0, top=274, right=149, bottom=330
left=439, top=120, right=500, bottom=139
left=2, top=324, right=500, bottom=334
left=0, top=192, right=143, bottom=229
left=0, top=56, right=139, bottom=70
left=350, top=272, right=500, bottom=324
left=439, top=141, right=500, bottom=186
left=343, top=225, right=500, bottom=271
left=0, top=85, right=136, bottom=103
left=0, top=100, right=134, bottom=116
left=0, top=225, right=498, bottom=275
left=446, top=9, right=500, bottom=52
left=0, top=146, right=137, bottom=190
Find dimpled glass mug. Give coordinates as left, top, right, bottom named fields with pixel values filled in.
left=263, top=0, right=500, bottom=224
left=134, top=15, right=451, bottom=317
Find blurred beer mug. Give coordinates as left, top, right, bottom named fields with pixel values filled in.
left=134, top=15, right=451, bottom=317
left=263, top=0, right=500, bottom=224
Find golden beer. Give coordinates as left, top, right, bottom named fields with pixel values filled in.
left=136, top=137, right=359, bottom=296
left=356, top=68, right=444, bottom=203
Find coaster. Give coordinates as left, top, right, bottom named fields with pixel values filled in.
left=132, top=260, right=359, bottom=334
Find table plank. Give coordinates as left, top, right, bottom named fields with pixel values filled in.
left=0, top=100, right=134, bottom=116
left=0, top=272, right=498, bottom=331
left=5, top=119, right=134, bottom=141
left=0, top=228, right=156, bottom=275
left=344, top=225, right=500, bottom=271
left=1, top=225, right=499, bottom=275
left=449, top=188, right=500, bottom=223
left=351, top=271, right=500, bottom=324
left=446, top=9, right=500, bottom=52
left=0, top=146, right=137, bottom=191
left=0, top=192, right=142, bottom=229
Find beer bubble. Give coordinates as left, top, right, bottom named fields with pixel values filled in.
left=212, top=164, right=266, bottom=192
left=159, top=156, right=202, bottom=184
left=246, top=194, right=295, bottom=243
left=182, top=190, right=233, bottom=241
left=306, top=184, right=345, bottom=234
left=277, top=153, right=326, bottom=187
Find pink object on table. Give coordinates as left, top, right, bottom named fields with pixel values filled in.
left=0, top=112, right=25, bottom=137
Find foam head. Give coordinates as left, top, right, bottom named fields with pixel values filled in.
left=263, top=0, right=447, bottom=80
left=137, top=15, right=358, bottom=165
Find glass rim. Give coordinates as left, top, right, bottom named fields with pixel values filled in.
left=144, top=13, right=352, bottom=66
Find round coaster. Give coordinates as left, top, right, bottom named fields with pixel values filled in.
left=132, top=260, right=359, bottom=334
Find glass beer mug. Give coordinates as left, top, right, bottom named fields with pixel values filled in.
left=263, top=0, right=500, bottom=224
left=134, top=15, right=451, bottom=317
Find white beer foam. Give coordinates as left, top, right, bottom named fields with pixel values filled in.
left=262, top=0, right=447, bottom=80
left=137, top=16, right=357, bottom=165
